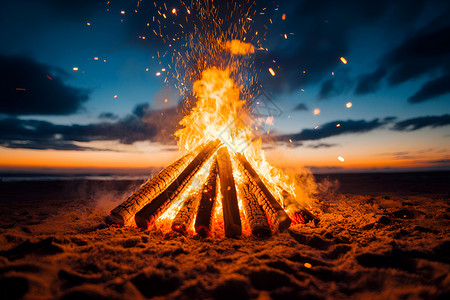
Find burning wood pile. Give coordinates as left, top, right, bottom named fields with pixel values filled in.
left=106, top=138, right=316, bottom=238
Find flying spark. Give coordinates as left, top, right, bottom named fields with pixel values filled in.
left=346, top=102, right=353, bottom=108
left=340, top=57, right=348, bottom=64
left=313, top=108, right=320, bottom=115
left=338, top=156, right=345, bottom=162
left=268, top=68, right=275, bottom=76
left=72, top=67, right=79, bottom=71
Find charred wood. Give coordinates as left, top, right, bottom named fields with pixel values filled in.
left=239, top=183, right=272, bottom=238
left=236, top=153, right=291, bottom=232
left=171, top=192, right=201, bottom=235
left=217, top=147, right=241, bottom=238
left=195, top=158, right=219, bottom=237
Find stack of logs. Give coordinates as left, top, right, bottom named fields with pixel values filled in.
left=106, top=139, right=317, bottom=238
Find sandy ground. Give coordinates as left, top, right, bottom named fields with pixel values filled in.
left=0, top=172, right=449, bottom=299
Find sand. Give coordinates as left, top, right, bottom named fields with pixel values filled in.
left=0, top=172, right=449, bottom=299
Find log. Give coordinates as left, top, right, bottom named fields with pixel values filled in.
left=236, top=153, right=291, bottom=232
left=217, top=147, right=241, bottom=238
left=281, top=190, right=319, bottom=225
left=239, top=183, right=272, bottom=238
left=135, top=139, right=221, bottom=229
left=106, top=149, right=198, bottom=226
left=195, top=158, right=219, bottom=237
left=171, top=192, right=201, bottom=235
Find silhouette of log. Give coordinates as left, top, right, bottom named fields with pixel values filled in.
left=171, top=192, right=201, bottom=235
left=217, top=147, right=241, bottom=238
left=239, top=183, right=271, bottom=238
left=236, top=153, right=291, bottom=232
left=135, top=140, right=221, bottom=229
left=195, top=158, right=219, bottom=237
left=106, top=149, right=198, bottom=226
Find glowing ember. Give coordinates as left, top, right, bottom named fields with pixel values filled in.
left=268, top=68, right=276, bottom=76
left=72, top=67, right=79, bottom=71
left=120, top=10, right=125, bottom=15
left=313, top=108, right=320, bottom=115
left=340, top=57, right=348, bottom=64
left=346, top=102, right=353, bottom=108
left=338, top=156, right=345, bottom=162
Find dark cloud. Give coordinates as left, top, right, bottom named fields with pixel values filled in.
left=307, top=143, right=337, bottom=149
left=318, top=74, right=353, bottom=99
left=0, top=55, right=89, bottom=116
left=293, top=103, right=308, bottom=111
left=355, top=10, right=450, bottom=102
left=0, top=103, right=182, bottom=151
left=393, top=114, right=450, bottom=131
left=276, top=118, right=388, bottom=142
left=98, top=112, right=119, bottom=120
left=408, top=74, right=450, bottom=103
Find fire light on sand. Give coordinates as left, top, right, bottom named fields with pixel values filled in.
left=106, top=0, right=317, bottom=238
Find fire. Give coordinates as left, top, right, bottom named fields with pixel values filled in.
left=110, top=0, right=318, bottom=236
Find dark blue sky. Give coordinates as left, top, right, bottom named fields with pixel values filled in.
left=0, top=0, right=449, bottom=172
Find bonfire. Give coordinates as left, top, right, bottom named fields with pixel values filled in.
left=106, top=1, right=316, bottom=237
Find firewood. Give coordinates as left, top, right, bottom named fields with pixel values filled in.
left=171, top=192, right=201, bottom=235
left=135, top=140, right=221, bottom=229
left=281, top=190, right=319, bottom=225
left=239, top=183, right=272, bottom=238
left=106, top=150, right=198, bottom=226
left=236, top=153, right=291, bottom=232
left=217, top=147, right=241, bottom=238
left=195, top=158, right=219, bottom=237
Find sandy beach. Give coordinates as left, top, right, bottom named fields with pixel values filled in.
left=0, top=172, right=449, bottom=299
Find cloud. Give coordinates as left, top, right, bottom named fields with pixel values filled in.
left=306, top=143, right=337, bottom=149
left=276, top=118, right=389, bottom=142
left=0, top=55, right=89, bottom=116
left=293, top=103, right=308, bottom=111
left=0, top=103, right=183, bottom=151
left=355, top=10, right=450, bottom=102
left=98, top=112, right=119, bottom=120
left=393, top=114, right=450, bottom=131
left=408, top=74, right=450, bottom=103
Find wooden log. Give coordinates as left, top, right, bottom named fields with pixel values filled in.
left=171, top=192, right=201, bottom=235
left=217, top=147, right=241, bottom=238
left=135, top=139, right=221, bottom=229
left=281, top=190, right=319, bottom=225
left=239, top=183, right=272, bottom=238
left=195, top=158, right=219, bottom=237
left=236, top=153, right=291, bottom=232
left=106, top=149, right=198, bottom=226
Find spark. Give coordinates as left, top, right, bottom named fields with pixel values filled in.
left=156, top=72, right=161, bottom=76
left=313, top=108, right=320, bottom=115
left=164, top=99, right=168, bottom=103
left=94, top=57, right=99, bottom=61
left=268, top=68, right=275, bottom=76
left=113, top=95, right=118, bottom=98
left=86, top=22, right=91, bottom=26
left=46, top=75, right=52, bottom=80
left=282, top=14, right=286, bottom=20
left=172, top=8, right=177, bottom=15
left=340, top=57, right=348, bottom=64
left=338, top=156, right=345, bottom=162
left=331, top=72, right=335, bottom=76
left=120, top=10, right=125, bottom=15
left=289, top=139, right=292, bottom=143
left=72, top=67, right=79, bottom=71
left=284, top=34, right=287, bottom=39
left=16, top=88, right=26, bottom=91
left=336, top=123, right=341, bottom=127
left=314, top=126, right=319, bottom=129
left=346, top=102, right=353, bottom=108
left=145, top=68, right=149, bottom=71
left=304, top=263, right=312, bottom=268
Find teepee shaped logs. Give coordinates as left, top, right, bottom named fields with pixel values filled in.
left=106, top=140, right=316, bottom=237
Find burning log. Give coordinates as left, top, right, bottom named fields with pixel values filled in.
left=217, top=147, right=241, bottom=238
left=236, top=153, right=291, bottom=232
left=135, top=140, right=221, bottom=229
left=106, top=150, right=198, bottom=226
left=281, top=190, right=319, bottom=225
left=194, top=158, right=219, bottom=237
left=171, top=192, right=201, bottom=235
left=239, top=183, right=272, bottom=238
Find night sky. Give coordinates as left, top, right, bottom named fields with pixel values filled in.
left=1, top=0, right=449, bottom=173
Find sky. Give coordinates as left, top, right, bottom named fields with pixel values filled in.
left=0, top=0, right=449, bottom=174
